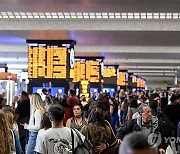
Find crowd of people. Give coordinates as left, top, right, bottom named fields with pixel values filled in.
left=0, top=88, right=180, bottom=154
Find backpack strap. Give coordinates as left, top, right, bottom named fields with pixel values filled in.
left=10, top=129, right=16, bottom=152
left=71, top=128, right=75, bottom=154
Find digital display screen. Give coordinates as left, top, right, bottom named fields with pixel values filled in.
left=72, top=60, right=102, bottom=83
left=117, top=72, right=127, bottom=86
left=103, top=88, right=115, bottom=96
left=90, top=88, right=98, bottom=93
left=33, top=87, right=65, bottom=96
left=28, top=45, right=71, bottom=79
left=103, top=67, right=116, bottom=78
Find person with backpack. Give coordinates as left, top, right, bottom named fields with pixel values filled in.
left=35, top=104, right=88, bottom=154
left=81, top=106, right=118, bottom=154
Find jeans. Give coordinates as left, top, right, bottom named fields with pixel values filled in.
left=26, top=131, right=38, bottom=154
left=111, top=113, right=119, bottom=134
left=120, top=110, right=127, bottom=125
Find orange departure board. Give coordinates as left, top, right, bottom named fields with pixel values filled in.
left=28, top=46, right=69, bottom=79
left=72, top=60, right=102, bottom=83
left=117, top=72, right=126, bottom=86
left=80, top=80, right=89, bottom=100
left=104, top=67, right=116, bottom=78
left=137, top=78, right=141, bottom=87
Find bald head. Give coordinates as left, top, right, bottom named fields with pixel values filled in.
left=119, top=132, right=158, bottom=154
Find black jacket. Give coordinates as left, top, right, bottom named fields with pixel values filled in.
left=117, top=118, right=158, bottom=140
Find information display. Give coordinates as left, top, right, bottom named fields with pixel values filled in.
left=28, top=46, right=68, bottom=78
left=27, top=40, right=75, bottom=79
left=117, top=72, right=127, bottom=86
left=72, top=58, right=103, bottom=83
left=103, top=66, right=116, bottom=78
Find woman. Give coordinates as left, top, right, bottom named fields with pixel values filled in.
left=81, top=106, right=118, bottom=154
left=109, top=97, right=119, bottom=134
left=0, top=110, right=14, bottom=154
left=4, top=111, right=22, bottom=154
left=66, top=104, right=87, bottom=131
left=2, top=105, right=19, bottom=136
left=24, top=93, right=46, bottom=154
left=34, top=112, right=52, bottom=153
left=127, top=97, right=138, bottom=121
left=45, top=95, right=53, bottom=111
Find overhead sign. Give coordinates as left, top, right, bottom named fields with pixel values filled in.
left=0, top=72, right=17, bottom=80
left=103, top=66, right=116, bottom=78
left=117, top=71, right=128, bottom=86
left=71, top=57, right=104, bottom=83
left=27, top=40, right=75, bottom=79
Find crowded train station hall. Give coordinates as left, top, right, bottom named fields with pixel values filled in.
left=0, top=0, right=180, bottom=154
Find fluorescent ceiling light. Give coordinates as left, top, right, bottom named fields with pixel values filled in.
left=7, top=64, right=28, bottom=69
left=0, top=58, right=27, bottom=62
left=0, top=11, right=180, bottom=19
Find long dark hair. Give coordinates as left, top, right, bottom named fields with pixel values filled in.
left=88, top=106, right=105, bottom=126
left=40, top=112, right=52, bottom=130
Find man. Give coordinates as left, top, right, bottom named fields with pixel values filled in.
left=117, top=104, right=159, bottom=139
left=163, top=94, right=180, bottom=128
left=117, top=104, right=165, bottom=153
left=67, top=89, right=79, bottom=117
left=119, top=132, right=158, bottom=154
left=35, top=104, right=84, bottom=154
left=14, top=91, right=30, bottom=153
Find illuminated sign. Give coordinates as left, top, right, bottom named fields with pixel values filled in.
left=0, top=72, right=17, bottom=80
left=103, top=66, right=116, bottom=78
left=117, top=72, right=127, bottom=86
left=28, top=43, right=74, bottom=79
left=80, top=80, right=89, bottom=100
left=71, top=58, right=103, bottom=83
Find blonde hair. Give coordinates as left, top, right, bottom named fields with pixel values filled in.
left=31, top=93, right=46, bottom=116
left=0, top=110, right=13, bottom=154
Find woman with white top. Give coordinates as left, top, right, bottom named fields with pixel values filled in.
left=24, top=93, right=45, bottom=154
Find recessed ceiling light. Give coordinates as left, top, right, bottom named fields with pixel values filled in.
left=40, top=16, right=45, bottom=18
left=70, top=12, right=76, bottom=16
left=65, top=15, right=71, bottom=18
left=21, top=16, right=27, bottom=18
left=102, top=13, right=108, bottom=16
left=90, top=15, right=95, bottom=18
left=58, top=15, right=64, bottom=18
left=84, top=15, right=89, bottom=18
left=71, top=16, right=77, bottom=18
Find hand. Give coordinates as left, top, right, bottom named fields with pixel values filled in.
left=159, top=148, right=165, bottom=154
left=117, top=139, right=122, bottom=145
left=94, top=143, right=106, bottom=154
left=23, top=123, right=29, bottom=129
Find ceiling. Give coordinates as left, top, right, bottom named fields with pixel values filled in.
left=0, top=0, right=180, bottom=88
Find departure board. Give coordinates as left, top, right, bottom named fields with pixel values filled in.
left=103, top=66, right=116, bottom=78
left=137, top=78, right=141, bottom=87
left=80, top=80, right=89, bottom=100
left=72, top=58, right=103, bottom=83
left=117, top=72, right=127, bottom=86
left=28, top=43, right=73, bottom=79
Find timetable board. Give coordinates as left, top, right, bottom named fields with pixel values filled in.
left=103, top=66, right=117, bottom=78
left=71, top=58, right=103, bottom=83
left=27, top=41, right=75, bottom=79
left=117, top=71, right=128, bottom=86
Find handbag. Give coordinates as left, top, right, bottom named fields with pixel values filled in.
left=10, top=130, right=16, bottom=154
left=71, top=128, right=93, bottom=154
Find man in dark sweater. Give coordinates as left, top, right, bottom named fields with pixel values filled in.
left=162, top=94, right=180, bottom=129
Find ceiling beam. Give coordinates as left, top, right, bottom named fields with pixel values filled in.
left=1, top=19, right=180, bottom=31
